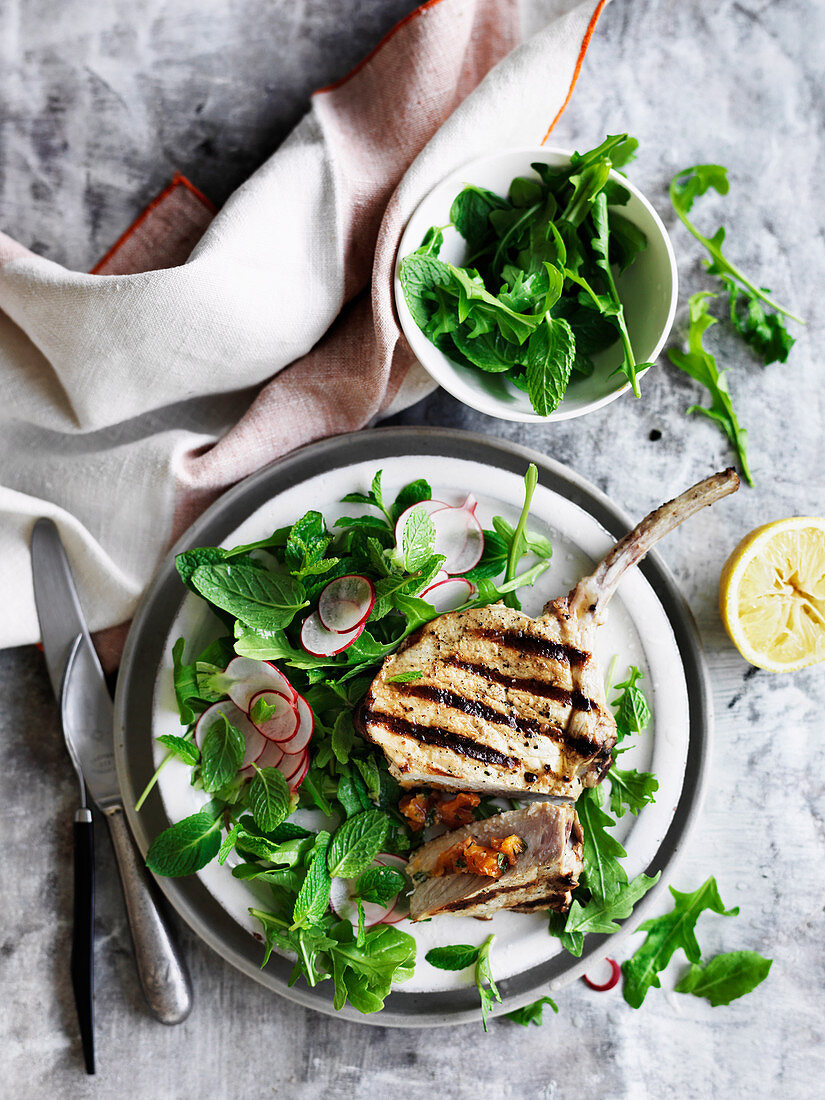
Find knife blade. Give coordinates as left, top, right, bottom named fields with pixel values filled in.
left=31, top=518, right=193, bottom=1028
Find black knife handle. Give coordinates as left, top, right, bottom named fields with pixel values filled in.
left=71, top=810, right=95, bottom=1075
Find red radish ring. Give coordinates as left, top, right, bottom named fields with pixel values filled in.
left=300, top=611, right=364, bottom=656
left=223, top=656, right=298, bottom=710
left=393, top=499, right=448, bottom=550
left=582, top=957, right=621, bottom=992
left=280, top=748, right=309, bottom=786
left=248, top=690, right=300, bottom=744
left=317, top=574, right=375, bottom=634
left=246, top=737, right=285, bottom=774
left=420, top=577, right=474, bottom=613
left=279, top=694, right=313, bottom=754
left=429, top=497, right=484, bottom=574
left=195, top=699, right=266, bottom=771
left=329, top=853, right=407, bottom=930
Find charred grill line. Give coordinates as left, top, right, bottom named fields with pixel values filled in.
left=443, top=657, right=597, bottom=713
left=361, top=709, right=520, bottom=769
left=392, top=679, right=603, bottom=760
left=475, top=626, right=589, bottom=667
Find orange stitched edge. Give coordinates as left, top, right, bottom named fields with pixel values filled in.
left=541, top=0, right=608, bottom=144
left=314, top=0, right=445, bottom=95
left=90, top=172, right=217, bottom=275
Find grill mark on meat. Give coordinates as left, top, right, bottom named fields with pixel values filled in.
left=511, top=894, right=571, bottom=913
left=362, top=709, right=520, bottom=769
left=391, top=679, right=602, bottom=759
left=436, top=875, right=577, bottom=912
left=443, top=657, right=597, bottom=713
left=474, top=626, right=589, bottom=667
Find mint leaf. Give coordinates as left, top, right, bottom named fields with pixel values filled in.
left=674, top=950, right=772, bottom=1006
left=156, top=734, right=199, bottom=766
left=356, top=866, right=405, bottom=907
left=191, top=561, right=307, bottom=630
left=327, top=810, right=390, bottom=879
left=200, top=713, right=244, bottom=793
left=248, top=766, right=291, bottom=833
left=146, top=811, right=222, bottom=877
left=292, top=831, right=332, bottom=928
left=425, top=944, right=482, bottom=971
left=391, top=479, right=432, bottom=523
left=525, top=315, right=575, bottom=416
left=622, top=877, right=739, bottom=1008
left=400, top=506, right=437, bottom=572
left=475, top=935, right=501, bottom=1031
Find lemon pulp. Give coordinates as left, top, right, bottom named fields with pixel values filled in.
left=719, top=518, right=825, bottom=672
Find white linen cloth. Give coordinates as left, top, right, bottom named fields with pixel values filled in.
left=0, top=0, right=608, bottom=650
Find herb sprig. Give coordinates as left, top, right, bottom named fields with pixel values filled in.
left=400, top=134, right=649, bottom=416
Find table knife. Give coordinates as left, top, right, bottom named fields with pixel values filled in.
left=30, top=519, right=193, bottom=1036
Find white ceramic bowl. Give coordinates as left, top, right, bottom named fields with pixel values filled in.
left=394, top=146, right=678, bottom=422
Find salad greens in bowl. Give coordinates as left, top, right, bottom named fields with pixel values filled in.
left=394, top=135, right=678, bottom=422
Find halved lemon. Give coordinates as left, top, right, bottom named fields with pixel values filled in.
left=719, top=517, right=825, bottom=672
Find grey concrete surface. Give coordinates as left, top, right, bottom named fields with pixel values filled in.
left=1, top=1, right=823, bottom=1097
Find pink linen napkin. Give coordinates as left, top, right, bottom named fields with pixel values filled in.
left=0, top=0, right=608, bottom=662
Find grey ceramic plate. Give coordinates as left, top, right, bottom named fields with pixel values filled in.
left=114, top=427, right=712, bottom=1027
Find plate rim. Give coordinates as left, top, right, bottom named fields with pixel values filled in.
left=113, top=426, right=712, bottom=1028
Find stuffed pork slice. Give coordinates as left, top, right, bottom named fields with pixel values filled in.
left=407, top=802, right=582, bottom=921
left=361, top=469, right=740, bottom=800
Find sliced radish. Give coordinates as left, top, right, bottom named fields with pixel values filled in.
left=195, top=699, right=266, bottom=771
left=430, top=496, right=484, bottom=574
left=420, top=577, right=474, bottom=613
left=247, top=737, right=285, bottom=774
left=300, top=611, right=364, bottom=656
left=329, top=853, right=407, bottom=930
left=280, top=748, right=308, bottom=784
left=286, top=750, right=310, bottom=791
left=375, top=853, right=410, bottom=923
left=223, top=656, right=298, bottom=710
left=317, top=574, right=375, bottom=634
left=248, top=690, right=300, bottom=744
left=582, top=957, right=621, bottom=992
left=393, top=499, right=448, bottom=549
left=278, top=694, right=314, bottom=754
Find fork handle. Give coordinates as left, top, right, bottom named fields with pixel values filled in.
left=71, top=809, right=95, bottom=1074
left=103, top=803, right=193, bottom=1024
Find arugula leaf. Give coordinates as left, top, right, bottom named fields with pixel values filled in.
left=608, top=766, right=659, bottom=817
left=191, top=561, right=307, bottom=629
left=674, top=950, right=772, bottom=1006
left=576, top=786, right=628, bottom=905
left=146, top=811, right=223, bottom=877
left=155, top=734, right=199, bottom=766
left=564, top=872, right=660, bottom=937
left=589, top=191, right=642, bottom=396
left=292, top=831, right=332, bottom=928
left=329, top=922, right=417, bottom=1013
left=622, top=877, right=739, bottom=1008
left=356, top=866, right=406, bottom=907
left=505, top=996, right=559, bottom=1026
left=725, top=277, right=795, bottom=365
left=668, top=293, right=754, bottom=485
left=248, top=766, right=291, bottom=833
left=328, top=810, right=390, bottom=879
left=669, top=164, right=802, bottom=324
left=425, top=944, right=481, bottom=971
left=200, top=713, right=245, bottom=793
left=475, top=935, right=501, bottom=1031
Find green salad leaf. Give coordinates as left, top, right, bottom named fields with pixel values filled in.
left=146, top=811, right=223, bottom=877
left=504, top=996, right=559, bottom=1027
left=668, top=292, right=754, bottom=485
left=622, top=877, right=739, bottom=1008
left=674, top=949, right=772, bottom=1006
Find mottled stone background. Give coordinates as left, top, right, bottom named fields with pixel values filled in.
left=1, top=1, right=823, bottom=1096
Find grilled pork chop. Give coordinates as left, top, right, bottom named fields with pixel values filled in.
left=407, top=802, right=583, bottom=921
left=362, top=470, right=739, bottom=799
